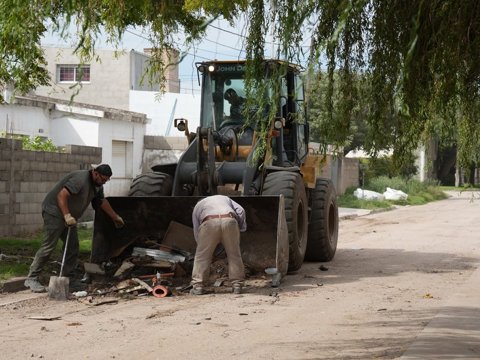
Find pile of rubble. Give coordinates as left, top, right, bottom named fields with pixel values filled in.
left=78, top=244, right=242, bottom=299
left=81, top=244, right=195, bottom=298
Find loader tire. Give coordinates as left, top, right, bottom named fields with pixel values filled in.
left=128, top=172, right=173, bottom=196
left=262, top=171, right=308, bottom=272
left=305, top=178, right=338, bottom=262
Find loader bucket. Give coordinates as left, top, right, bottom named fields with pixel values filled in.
left=91, top=195, right=289, bottom=277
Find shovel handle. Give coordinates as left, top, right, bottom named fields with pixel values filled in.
left=59, top=227, right=71, bottom=277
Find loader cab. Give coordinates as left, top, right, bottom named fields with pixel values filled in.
left=196, top=60, right=308, bottom=165
left=280, top=68, right=308, bottom=165
left=197, top=62, right=247, bottom=131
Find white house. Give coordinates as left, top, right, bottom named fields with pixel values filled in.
left=129, top=90, right=200, bottom=136
left=2, top=46, right=202, bottom=191
left=0, top=95, right=148, bottom=195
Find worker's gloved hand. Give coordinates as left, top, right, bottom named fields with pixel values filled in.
left=64, top=213, right=77, bottom=227
left=113, top=215, right=125, bottom=229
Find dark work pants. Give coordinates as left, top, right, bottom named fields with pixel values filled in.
left=27, top=212, right=79, bottom=279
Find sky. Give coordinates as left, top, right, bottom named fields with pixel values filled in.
left=41, top=18, right=253, bottom=95
left=40, top=17, right=313, bottom=95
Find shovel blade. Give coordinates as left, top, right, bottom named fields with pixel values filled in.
left=48, top=276, right=69, bottom=301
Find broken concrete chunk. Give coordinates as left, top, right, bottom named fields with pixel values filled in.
left=83, top=262, right=105, bottom=275
left=113, top=260, right=135, bottom=278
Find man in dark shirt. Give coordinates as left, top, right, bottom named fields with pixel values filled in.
left=224, top=88, right=245, bottom=123
left=24, top=164, right=125, bottom=293
left=191, top=195, right=247, bottom=295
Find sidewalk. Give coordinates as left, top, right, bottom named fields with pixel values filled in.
left=338, top=207, right=372, bottom=219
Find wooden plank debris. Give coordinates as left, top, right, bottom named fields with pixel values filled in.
left=27, top=315, right=62, bottom=321
left=162, top=221, right=197, bottom=254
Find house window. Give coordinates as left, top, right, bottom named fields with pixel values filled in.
left=57, top=65, right=90, bottom=83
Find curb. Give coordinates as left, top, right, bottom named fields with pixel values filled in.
left=1, top=277, right=27, bottom=293
left=0, top=292, right=46, bottom=307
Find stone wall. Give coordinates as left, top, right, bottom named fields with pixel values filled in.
left=142, top=135, right=188, bottom=172
left=0, top=138, right=102, bottom=237
left=340, top=157, right=360, bottom=194
left=316, top=155, right=359, bottom=195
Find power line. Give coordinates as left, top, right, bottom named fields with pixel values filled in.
left=126, top=26, right=310, bottom=60
left=201, top=37, right=247, bottom=54
left=125, top=26, right=312, bottom=72
left=125, top=29, right=227, bottom=61
left=208, top=24, right=248, bottom=39
left=125, top=29, right=235, bottom=58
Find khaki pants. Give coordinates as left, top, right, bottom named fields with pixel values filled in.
left=191, top=218, right=244, bottom=287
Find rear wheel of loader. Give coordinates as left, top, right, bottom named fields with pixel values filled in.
left=128, top=172, right=173, bottom=196
left=305, top=178, right=338, bottom=261
left=262, top=171, right=308, bottom=272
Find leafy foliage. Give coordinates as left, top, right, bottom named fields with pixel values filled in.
left=308, top=71, right=368, bottom=156
left=360, top=155, right=418, bottom=181
left=305, top=0, right=480, bottom=174
left=2, top=1, right=480, bottom=172
left=0, top=133, right=60, bottom=152
left=22, top=136, right=59, bottom=152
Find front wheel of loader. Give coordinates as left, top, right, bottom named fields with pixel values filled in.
left=305, top=178, right=338, bottom=262
left=262, top=171, right=308, bottom=272
left=128, top=172, right=173, bottom=196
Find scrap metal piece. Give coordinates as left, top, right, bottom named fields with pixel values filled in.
left=132, top=247, right=185, bottom=263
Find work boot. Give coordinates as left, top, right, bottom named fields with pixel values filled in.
left=190, top=286, right=204, bottom=295
left=24, top=278, right=46, bottom=293
left=232, top=284, right=242, bottom=295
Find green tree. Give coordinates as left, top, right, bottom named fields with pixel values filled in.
left=2, top=0, right=480, bottom=172
left=308, top=71, right=368, bottom=157
left=21, top=136, right=59, bottom=152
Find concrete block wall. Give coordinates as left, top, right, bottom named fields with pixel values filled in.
left=340, top=157, right=360, bottom=194
left=0, top=137, right=102, bottom=237
left=144, top=135, right=188, bottom=150
left=314, top=155, right=359, bottom=195
left=142, top=135, right=188, bottom=172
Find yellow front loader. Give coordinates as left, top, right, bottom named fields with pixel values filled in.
left=91, top=60, right=338, bottom=285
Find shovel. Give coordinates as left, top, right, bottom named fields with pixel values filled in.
left=48, top=226, right=71, bottom=300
